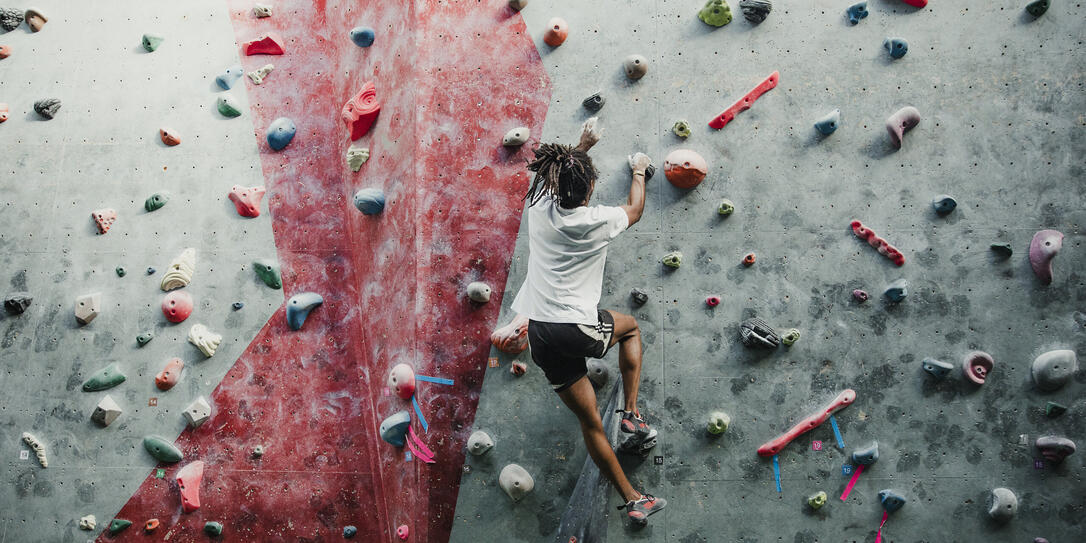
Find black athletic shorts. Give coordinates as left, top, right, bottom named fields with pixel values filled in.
left=527, top=309, right=615, bottom=393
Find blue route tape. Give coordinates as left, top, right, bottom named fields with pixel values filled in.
left=412, top=396, right=429, bottom=433
left=416, top=375, right=455, bottom=385
left=405, top=451, right=412, bottom=462
left=772, top=454, right=782, bottom=493
left=830, top=415, right=845, bottom=448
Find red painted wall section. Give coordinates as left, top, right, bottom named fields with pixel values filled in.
left=101, top=1, right=548, bottom=542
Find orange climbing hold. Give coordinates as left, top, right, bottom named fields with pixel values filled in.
left=176, top=460, right=205, bottom=513
left=243, top=33, right=285, bottom=55
left=159, top=128, right=181, bottom=146
left=0, top=44, right=10, bottom=59
left=342, top=81, right=381, bottom=140
left=0, top=103, right=8, bottom=123
left=144, top=519, right=160, bottom=533
left=543, top=17, right=568, bottom=47
left=92, top=208, right=117, bottom=234
left=229, top=185, right=266, bottom=218
left=155, top=358, right=184, bottom=390
left=743, top=253, right=756, bottom=267
left=663, top=149, right=708, bottom=189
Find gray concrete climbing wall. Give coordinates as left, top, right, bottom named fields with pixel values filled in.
left=454, top=1, right=1085, bottom=542
left=0, top=1, right=281, bottom=540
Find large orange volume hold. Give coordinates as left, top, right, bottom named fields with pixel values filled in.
left=342, top=81, right=381, bottom=140
left=663, top=149, right=708, bottom=189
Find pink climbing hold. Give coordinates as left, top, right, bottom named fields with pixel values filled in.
left=491, top=314, right=529, bottom=355
left=706, top=295, right=721, bottom=307
left=176, top=460, right=205, bottom=513
left=852, top=289, right=869, bottom=302
left=229, top=185, right=266, bottom=218
left=511, top=361, right=527, bottom=376
left=92, top=208, right=117, bottom=235
left=1028, top=229, right=1063, bottom=286
left=397, top=525, right=409, bottom=540
left=388, top=363, right=416, bottom=400
left=243, top=33, right=286, bottom=55
left=851, top=220, right=905, bottom=266
left=708, top=71, right=779, bottom=130
left=885, top=106, right=921, bottom=149
left=962, top=351, right=994, bottom=386
left=900, top=0, right=927, bottom=7
left=161, top=291, right=194, bottom=323
left=342, top=81, right=381, bottom=140
left=757, top=389, right=856, bottom=457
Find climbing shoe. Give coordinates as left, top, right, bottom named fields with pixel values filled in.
left=617, top=410, right=651, bottom=439
left=619, top=494, right=667, bottom=526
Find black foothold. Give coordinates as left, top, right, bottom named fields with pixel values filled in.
left=3, top=292, right=33, bottom=315
left=582, top=92, right=605, bottom=112
left=233, top=302, right=244, bottom=310
left=630, top=288, right=648, bottom=305
left=147, top=267, right=156, bottom=275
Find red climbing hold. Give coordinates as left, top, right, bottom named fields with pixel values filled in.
left=900, top=0, right=927, bottom=7
left=342, top=81, right=381, bottom=140
left=709, top=71, right=779, bottom=130
left=663, top=149, right=708, bottom=189
left=0, top=103, right=8, bottom=123
left=743, top=253, right=756, bottom=267
left=388, top=363, right=416, bottom=400
left=176, top=460, right=205, bottom=513
left=243, top=33, right=286, bottom=55
left=706, top=295, right=721, bottom=307
left=159, top=128, right=181, bottom=146
left=92, top=208, right=117, bottom=234
left=155, top=358, right=184, bottom=390
left=757, top=389, right=856, bottom=457
left=229, top=185, right=266, bottom=218
left=850, top=220, right=905, bottom=266
left=161, top=291, right=194, bottom=323
left=397, top=525, right=410, bottom=540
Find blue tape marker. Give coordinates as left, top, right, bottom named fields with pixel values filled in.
left=405, top=451, right=412, bottom=462
left=412, top=396, right=429, bottom=433
left=772, top=454, right=782, bottom=493
left=416, top=375, right=455, bottom=385
left=830, top=415, right=845, bottom=448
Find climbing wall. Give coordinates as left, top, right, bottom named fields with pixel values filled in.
left=454, top=1, right=1085, bottom=542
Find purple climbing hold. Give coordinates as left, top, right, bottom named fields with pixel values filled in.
left=1028, top=229, right=1063, bottom=285
left=852, top=289, right=868, bottom=302
left=1035, top=435, right=1076, bottom=463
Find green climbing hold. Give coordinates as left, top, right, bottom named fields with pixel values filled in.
left=142, top=435, right=183, bottom=463
left=718, top=199, right=735, bottom=215
left=145, top=192, right=169, bottom=212
left=136, top=331, right=154, bottom=347
left=698, top=0, right=733, bottom=26
left=990, top=242, right=1013, bottom=258
left=1025, top=0, right=1049, bottom=17
left=115, top=266, right=126, bottom=277
left=808, top=491, right=827, bottom=509
left=109, top=519, right=133, bottom=535
left=204, top=521, right=224, bottom=536
left=253, top=259, right=282, bottom=289
left=216, top=95, right=243, bottom=118
left=142, top=34, right=165, bottom=52
left=706, top=411, right=730, bottom=434
left=1045, top=401, right=1067, bottom=418
left=82, top=362, right=127, bottom=392
left=781, top=328, right=800, bottom=346
left=672, top=120, right=692, bottom=138
left=662, top=251, right=683, bottom=268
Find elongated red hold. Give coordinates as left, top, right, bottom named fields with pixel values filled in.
left=176, top=460, right=205, bottom=513
left=757, top=389, right=856, bottom=456
left=342, top=81, right=381, bottom=140
left=229, top=185, right=266, bottom=218
left=243, top=33, right=285, bottom=55
left=709, top=71, right=779, bottom=130
left=900, top=0, right=927, bottom=7
left=850, top=220, right=905, bottom=266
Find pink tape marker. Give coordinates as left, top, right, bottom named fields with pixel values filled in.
left=708, top=71, right=779, bottom=130
left=408, top=426, right=435, bottom=459
left=875, top=510, right=889, bottom=543
left=839, top=464, right=864, bottom=500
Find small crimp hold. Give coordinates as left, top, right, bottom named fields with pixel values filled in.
left=743, top=253, right=756, bottom=267
left=808, top=491, right=827, bottom=509
left=718, top=199, right=735, bottom=215
left=932, top=194, right=957, bottom=215
left=852, top=289, right=868, bottom=302
left=247, top=63, right=274, bottom=84
left=159, top=127, right=181, bottom=146
left=989, top=242, right=1013, bottom=258
left=883, top=279, right=907, bottom=303
left=662, top=251, right=682, bottom=268
left=850, top=220, right=905, bottom=266
left=814, top=109, right=840, bottom=136
left=141, top=34, right=164, bottom=52
left=846, top=2, right=868, bottom=25
left=921, top=357, right=953, bottom=379
left=582, top=92, right=605, bottom=112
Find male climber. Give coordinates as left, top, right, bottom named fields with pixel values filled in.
left=510, top=118, right=666, bottom=525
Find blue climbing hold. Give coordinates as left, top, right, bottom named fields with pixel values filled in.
left=846, top=2, right=868, bottom=25
left=146, top=267, right=156, bottom=275
left=350, top=26, right=375, bottom=47
left=379, top=411, right=411, bottom=447
left=232, top=302, right=244, bottom=310
left=883, top=279, right=907, bottom=303
left=878, top=489, right=907, bottom=513
left=932, top=194, right=957, bottom=215
left=286, top=292, right=323, bottom=331
left=814, top=109, right=840, bottom=136
left=353, top=188, right=386, bottom=215
left=922, top=357, right=954, bottom=379
left=884, top=37, right=908, bottom=59
left=215, top=65, right=244, bottom=90
left=266, top=117, right=296, bottom=151
left=343, top=525, right=358, bottom=538
left=851, top=441, right=879, bottom=465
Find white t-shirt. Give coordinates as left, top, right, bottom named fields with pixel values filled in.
left=511, top=198, right=629, bottom=325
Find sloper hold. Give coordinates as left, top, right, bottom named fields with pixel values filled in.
left=91, top=394, right=122, bottom=426
left=144, top=192, right=169, bottom=211
left=543, top=17, right=568, bottom=47
left=467, top=281, right=492, bottom=303
left=75, top=292, right=102, bottom=324
left=109, top=519, right=133, bottom=535
left=23, top=432, right=47, bottom=467
left=253, top=259, right=282, bottom=289
left=987, top=487, right=1017, bottom=522
left=253, top=3, right=273, bottom=17
left=141, top=34, right=164, bottom=52
left=229, top=185, right=266, bottom=217
left=243, top=33, right=285, bottom=55
left=884, top=37, right=908, bottom=59
left=215, top=65, right=244, bottom=90
left=0, top=7, right=21, bottom=31
left=353, top=188, right=386, bottom=214
left=342, top=81, right=381, bottom=140
left=23, top=8, right=46, bottom=31
left=932, top=194, right=957, bottom=215
left=216, top=94, right=242, bottom=117
left=388, top=363, right=416, bottom=400
left=161, top=247, right=196, bottom=291
left=204, top=522, right=223, bottom=536
left=499, top=464, right=535, bottom=502
left=698, top=0, right=732, bottom=26
left=159, top=128, right=181, bottom=146
left=663, top=149, right=708, bottom=189
left=4, top=292, right=32, bottom=314
left=846, top=2, right=868, bottom=24
left=740, top=317, right=780, bottom=348
left=962, top=351, right=994, bottom=385
left=79, top=515, right=96, bottom=530
left=814, top=109, right=840, bottom=135
left=879, top=490, right=906, bottom=513
left=738, top=0, right=771, bottom=23
left=155, top=358, right=184, bottom=390
left=286, top=292, right=323, bottom=330
left=176, top=460, right=205, bottom=513
left=587, top=359, right=609, bottom=388
left=83, top=362, right=126, bottom=391
left=1026, top=0, right=1050, bottom=17
left=709, top=71, right=778, bottom=130
left=143, top=435, right=183, bottom=463
left=343, top=526, right=358, bottom=538
left=582, top=92, right=605, bottom=112
left=886, top=106, right=920, bottom=149
left=808, top=491, right=827, bottom=509
left=347, top=146, right=370, bottom=171
left=851, top=220, right=905, bottom=266
left=467, top=430, right=494, bottom=455
left=188, top=323, right=223, bottom=357
left=1031, top=349, right=1077, bottom=392
left=623, top=54, right=648, bottom=80
left=502, top=126, right=530, bottom=147
left=34, top=98, right=60, bottom=119
left=706, top=411, right=730, bottom=435
left=266, top=117, right=296, bottom=150
left=350, top=26, right=375, bottom=47
left=248, top=63, right=274, bottom=84
left=183, top=396, right=211, bottom=428
left=1035, top=435, right=1076, bottom=463
left=161, top=290, right=193, bottom=323
left=1028, top=229, right=1063, bottom=285
left=851, top=441, right=879, bottom=465
left=883, top=279, right=907, bottom=303
left=91, top=208, right=117, bottom=234
left=379, top=411, right=411, bottom=446
left=921, top=357, right=953, bottom=379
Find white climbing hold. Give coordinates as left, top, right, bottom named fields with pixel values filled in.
left=1031, top=349, right=1078, bottom=392
left=467, top=281, right=492, bottom=303
left=188, top=323, right=223, bottom=357
left=248, top=63, right=274, bottom=84
left=91, top=394, right=122, bottom=427
left=74, top=292, right=102, bottom=325
left=252, top=3, right=273, bottom=17
left=467, top=431, right=494, bottom=456
left=79, top=515, right=96, bottom=531
left=347, top=145, right=370, bottom=172
left=987, top=487, right=1018, bottom=522
left=502, top=127, right=530, bottom=147
left=161, top=248, right=196, bottom=291
left=499, top=463, right=534, bottom=502
left=183, top=396, right=212, bottom=428
left=22, top=432, right=47, bottom=467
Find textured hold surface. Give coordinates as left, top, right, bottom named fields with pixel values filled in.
left=347, top=145, right=370, bottom=171
left=108, top=519, right=133, bottom=535
left=932, top=194, right=958, bottom=215
left=851, top=441, right=879, bottom=465
left=740, top=316, right=780, bottom=348
left=582, top=92, right=605, bottom=112
left=161, top=248, right=196, bottom=291
left=159, top=127, right=181, bottom=146
left=82, top=362, right=126, bottom=391
left=490, top=314, right=529, bottom=354
left=155, top=358, right=184, bottom=390
left=1028, top=229, right=1063, bottom=285
left=79, top=515, right=96, bottom=530
left=499, top=464, right=534, bottom=502
left=757, top=389, right=856, bottom=456
left=342, top=81, right=381, bottom=140
left=75, top=292, right=102, bottom=324
left=388, top=363, right=416, bottom=400
left=1026, top=0, right=1050, bottom=17
left=229, top=185, right=266, bottom=218
left=672, top=119, right=692, bottom=138
left=0, top=7, right=21, bottom=31
left=247, top=63, right=274, bottom=84
left=91, top=208, right=117, bottom=234
left=353, top=187, right=386, bottom=215
left=253, top=3, right=272, bottom=17
left=738, top=0, right=771, bottom=23
left=216, top=94, right=243, bottom=117
left=33, top=98, right=60, bottom=119
left=509, top=0, right=529, bottom=11
left=662, top=251, right=682, bottom=268
left=780, top=328, right=800, bottom=346
left=144, top=192, right=169, bottom=211
left=630, top=287, right=649, bottom=305
left=706, top=411, right=730, bottom=435
left=3, top=292, right=32, bottom=314
left=884, top=37, right=909, bottom=59
left=663, top=149, right=708, bottom=189
left=879, top=490, right=907, bottom=513
left=698, top=0, right=733, bottom=26
left=379, top=411, right=411, bottom=447
left=188, top=323, right=223, bottom=357
left=115, top=266, right=126, bottom=277
left=886, top=106, right=921, bottom=149
left=204, top=521, right=224, bottom=536
left=184, top=396, right=212, bottom=428
left=1031, top=349, right=1078, bottom=391
left=987, top=487, right=1018, bottom=521
left=814, top=109, right=840, bottom=135
left=851, top=220, right=906, bottom=266
left=266, top=117, right=296, bottom=150
left=1035, top=436, right=1076, bottom=463
left=717, top=199, right=735, bottom=215
left=243, top=33, right=286, bottom=55
left=808, top=491, right=827, bottom=509
left=467, top=281, right=492, bottom=303
left=502, top=126, right=530, bottom=147
left=141, top=33, right=164, bottom=52
left=143, top=435, right=183, bottom=463
left=214, top=64, right=244, bottom=90
left=161, top=290, right=194, bottom=323
left=900, top=0, right=927, bottom=6
left=286, top=292, right=324, bottom=330
left=706, top=295, right=721, bottom=307
left=176, top=461, right=205, bottom=513
left=883, top=278, right=908, bottom=303
left=23, top=8, right=46, bottom=31
left=467, top=430, right=494, bottom=456
left=852, top=289, right=868, bottom=302
left=922, top=357, right=954, bottom=379
left=623, top=54, right=648, bottom=80
left=543, top=17, right=568, bottom=47
left=350, top=26, right=375, bottom=47
left=253, top=259, right=282, bottom=289
left=91, top=394, right=122, bottom=427
left=846, top=1, right=868, bottom=24
left=510, top=361, right=527, bottom=376
left=586, top=359, right=609, bottom=388
left=962, top=351, right=994, bottom=385
left=22, top=432, right=47, bottom=468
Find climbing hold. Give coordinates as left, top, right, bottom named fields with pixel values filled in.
left=176, top=460, right=205, bottom=513
left=232, top=301, right=244, bottom=310
left=252, top=445, right=265, bottom=458
left=188, top=323, right=223, bottom=357
left=0, top=102, right=8, bottom=122
left=987, top=488, right=1017, bottom=522
left=350, top=26, right=375, bottom=47
left=353, top=188, right=386, bottom=215
left=623, top=54, right=648, bottom=80
left=781, top=328, right=800, bottom=346
left=1031, top=349, right=1077, bottom=392
left=852, top=289, right=869, bottom=302
left=846, top=2, right=868, bottom=24
left=491, top=315, right=529, bottom=355
left=229, top=185, right=266, bottom=218
left=582, top=92, right=605, bottom=112
left=91, top=208, right=118, bottom=235
left=808, top=491, right=827, bottom=509
left=183, top=396, right=212, bottom=428
left=757, top=389, right=857, bottom=456
left=962, top=351, right=994, bottom=386
left=740, top=317, right=780, bottom=348
left=900, top=0, right=927, bottom=6
left=509, top=0, right=529, bottom=11
left=91, top=394, right=122, bottom=427
left=23, top=8, right=46, bottom=31
left=79, top=515, right=96, bottom=531
left=379, top=411, right=411, bottom=446
left=34, top=98, right=61, bottom=119
left=159, top=128, right=181, bottom=146
left=216, top=94, right=242, bottom=118
left=738, top=0, right=771, bottom=23
left=75, top=292, right=102, bottom=324
left=814, top=109, right=840, bottom=136
left=141, top=34, right=164, bottom=52
left=1035, top=436, right=1076, bottom=463
left=247, top=63, right=274, bottom=84
left=388, top=363, right=416, bottom=400
left=510, top=361, right=528, bottom=376
left=663, top=149, right=708, bottom=189
left=82, top=362, right=126, bottom=391
left=662, top=251, right=683, bottom=268
left=467, top=281, right=492, bottom=303
left=215, top=65, right=244, bottom=90
left=243, top=33, right=285, bottom=55
left=143, top=435, right=183, bottom=462
left=742, top=253, right=756, bottom=267
left=1045, top=401, right=1067, bottom=418
left=879, top=490, right=906, bottom=513
left=718, top=199, right=735, bottom=215
left=155, top=358, right=184, bottom=391
left=0, top=7, right=20, bottom=31
left=108, top=519, right=133, bottom=535
left=587, top=359, right=609, bottom=388
left=266, top=117, right=297, bottom=151
left=0, top=44, right=10, bottom=59
left=347, top=146, right=370, bottom=171
left=342, top=81, right=381, bottom=140
left=885, top=106, right=920, bottom=149
left=502, top=126, right=530, bottom=147
left=397, top=525, right=409, bottom=540
left=921, top=357, right=954, bottom=379
left=1029, top=229, right=1063, bottom=285
left=3, top=292, right=32, bottom=314
left=467, top=430, right=494, bottom=456
left=672, top=120, right=692, bottom=138
left=698, top=0, right=733, bottom=26
left=543, top=17, right=568, bottom=47
left=709, top=71, right=779, bottom=130
left=204, top=522, right=224, bottom=536
left=145, top=192, right=169, bottom=211
left=706, top=295, right=721, bottom=307
left=884, top=37, right=908, bottom=59
left=850, top=220, right=905, bottom=266
left=253, top=3, right=272, bottom=17
left=989, top=242, right=1013, bottom=258
left=343, top=526, right=358, bottom=538
left=883, top=279, right=907, bottom=303
left=22, top=432, right=47, bottom=467
left=1026, top=0, right=1050, bottom=17
left=287, top=292, right=323, bottom=330
left=851, top=441, right=879, bottom=465
left=161, top=248, right=196, bottom=290
left=630, top=288, right=649, bottom=305
left=932, top=195, right=957, bottom=215
left=144, top=519, right=160, bottom=532
left=499, top=464, right=535, bottom=502
left=706, top=411, right=730, bottom=435
left=161, top=290, right=194, bottom=323
left=253, top=259, right=283, bottom=289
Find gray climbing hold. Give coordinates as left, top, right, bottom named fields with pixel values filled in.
left=343, top=526, right=358, bottom=538
left=1035, top=435, right=1076, bottom=463
left=630, top=288, right=648, bottom=305
left=350, top=26, right=375, bottom=47
left=379, top=411, right=411, bottom=446
left=499, top=464, right=534, bottom=502
left=738, top=0, right=771, bottom=23
left=353, top=188, right=386, bottom=215
left=582, top=92, right=605, bottom=112
left=286, top=292, right=323, bottom=330
left=3, top=292, right=32, bottom=314
left=502, top=126, right=529, bottom=147
left=0, top=7, right=22, bottom=31
left=586, top=359, right=609, bottom=389
left=91, top=394, right=122, bottom=427
left=1025, top=0, right=1050, bottom=17
left=232, top=301, right=244, bottom=310
left=136, top=331, right=154, bottom=347
left=989, top=242, right=1013, bottom=258
left=884, top=37, right=908, bottom=59
left=467, top=430, right=494, bottom=456
left=623, top=54, right=648, bottom=80
left=846, top=2, right=868, bottom=25
left=932, top=195, right=957, bottom=215
left=216, top=94, right=243, bottom=118
left=883, top=279, right=907, bottom=303
left=34, top=98, right=60, bottom=119
left=1031, top=349, right=1077, bottom=392
left=878, top=489, right=906, bottom=513
left=267, top=117, right=296, bottom=151
left=215, top=65, right=244, bottom=90
left=851, top=441, right=879, bottom=465
left=921, top=357, right=953, bottom=379
left=141, top=34, right=164, bottom=52
left=814, top=109, right=840, bottom=136
left=740, top=317, right=780, bottom=348
left=467, top=282, right=492, bottom=303
left=183, top=396, right=211, bottom=428
left=987, top=487, right=1018, bottom=522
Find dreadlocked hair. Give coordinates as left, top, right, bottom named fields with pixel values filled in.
left=524, top=143, right=598, bottom=209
